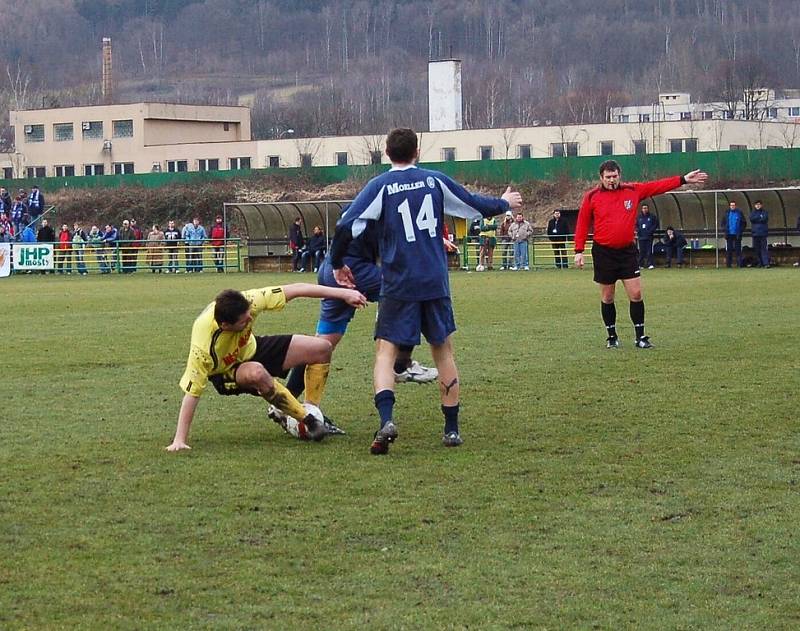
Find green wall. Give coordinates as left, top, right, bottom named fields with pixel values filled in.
left=5, top=148, right=800, bottom=192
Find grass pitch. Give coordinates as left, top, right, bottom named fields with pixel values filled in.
left=2, top=268, right=799, bottom=629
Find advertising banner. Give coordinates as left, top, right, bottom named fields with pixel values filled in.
left=13, top=243, right=54, bottom=271
left=0, top=243, right=10, bottom=277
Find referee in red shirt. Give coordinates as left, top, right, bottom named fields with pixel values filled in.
left=574, top=160, right=707, bottom=348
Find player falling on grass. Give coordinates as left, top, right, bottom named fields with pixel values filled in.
left=165, top=283, right=366, bottom=451
left=271, top=213, right=441, bottom=433
left=330, top=127, right=523, bottom=454
left=573, top=159, right=708, bottom=349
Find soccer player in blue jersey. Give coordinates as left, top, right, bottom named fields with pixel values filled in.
left=329, top=128, right=523, bottom=454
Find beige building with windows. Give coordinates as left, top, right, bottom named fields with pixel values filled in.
left=6, top=101, right=800, bottom=180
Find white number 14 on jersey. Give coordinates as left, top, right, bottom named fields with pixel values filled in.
left=397, top=194, right=438, bottom=242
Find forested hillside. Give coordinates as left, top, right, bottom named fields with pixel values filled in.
left=2, top=0, right=799, bottom=147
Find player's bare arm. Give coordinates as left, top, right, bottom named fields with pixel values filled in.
left=574, top=252, right=584, bottom=268
left=166, top=393, right=200, bottom=451
left=282, top=282, right=366, bottom=306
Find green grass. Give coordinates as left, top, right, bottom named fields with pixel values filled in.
left=2, top=269, right=799, bottom=630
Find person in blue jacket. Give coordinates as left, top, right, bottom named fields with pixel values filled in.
left=722, top=201, right=747, bottom=268
left=749, top=200, right=769, bottom=268
left=636, top=204, right=660, bottom=269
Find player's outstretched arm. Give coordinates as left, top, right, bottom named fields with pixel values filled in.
left=282, top=282, right=367, bottom=307
left=684, top=169, right=708, bottom=184
left=166, top=393, right=200, bottom=451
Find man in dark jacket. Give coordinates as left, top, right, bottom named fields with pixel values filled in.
left=36, top=218, right=56, bottom=275
left=27, top=185, right=45, bottom=222
left=547, top=209, right=570, bottom=268
left=636, top=204, right=659, bottom=269
left=288, top=216, right=305, bottom=271
left=302, top=225, right=327, bottom=272
left=722, top=201, right=746, bottom=268
left=749, top=200, right=769, bottom=268
left=662, top=226, right=688, bottom=268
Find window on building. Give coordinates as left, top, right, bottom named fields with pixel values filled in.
left=55, top=165, right=75, bottom=177
left=790, top=107, right=800, bottom=117
left=198, top=159, right=219, bottom=172
left=268, top=155, right=280, bottom=168
left=26, top=166, right=46, bottom=178
left=702, top=110, right=713, bottom=120
left=669, top=138, right=698, bottom=153
left=767, top=145, right=783, bottom=150
left=551, top=142, right=578, bottom=157
left=112, top=119, right=134, bottom=138
left=82, top=121, right=103, bottom=139
left=113, top=162, right=135, bottom=175
left=638, top=113, right=650, bottom=123
left=54, top=123, right=74, bottom=142
left=441, top=147, right=456, bottom=161
left=167, top=160, right=188, bottom=173
left=300, top=153, right=313, bottom=168
left=2, top=167, right=12, bottom=179
left=729, top=144, right=747, bottom=151
left=517, top=144, right=532, bottom=159
left=24, top=124, right=45, bottom=142
left=767, top=108, right=778, bottom=119
left=680, top=111, right=692, bottom=121
left=84, top=164, right=104, bottom=176
left=633, top=139, right=647, bottom=155
left=600, top=141, right=614, bottom=156
left=229, top=157, right=251, bottom=170
left=223, top=122, right=230, bottom=132
left=723, top=110, right=735, bottom=120
left=335, top=152, right=348, bottom=166
left=479, top=146, right=493, bottom=160
left=370, top=150, right=382, bottom=165
left=617, top=114, right=629, bottom=123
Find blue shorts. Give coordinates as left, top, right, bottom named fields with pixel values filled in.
left=374, top=296, right=456, bottom=347
left=317, top=258, right=381, bottom=334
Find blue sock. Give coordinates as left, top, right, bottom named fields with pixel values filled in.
left=442, top=404, right=459, bottom=434
left=374, top=390, right=395, bottom=428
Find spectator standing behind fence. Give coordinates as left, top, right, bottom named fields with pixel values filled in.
left=210, top=215, right=226, bottom=273
left=0, top=187, right=11, bottom=215
left=497, top=210, right=514, bottom=270
left=20, top=216, right=36, bottom=243
left=146, top=224, right=166, bottom=273
left=87, top=225, right=103, bottom=272
left=118, top=219, right=136, bottom=273
left=27, top=185, right=44, bottom=223
left=477, top=215, right=498, bottom=271
left=636, top=204, right=659, bottom=269
left=163, top=220, right=181, bottom=273
left=722, top=201, right=746, bottom=268
left=508, top=211, right=534, bottom=271
left=72, top=222, right=88, bottom=275
left=100, top=223, right=117, bottom=273
left=289, top=216, right=305, bottom=272
left=749, top=200, right=770, bottom=268
left=662, top=226, right=687, bottom=268
left=130, top=218, right=144, bottom=272
left=11, top=194, right=26, bottom=237
left=547, top=209, right=571, bottom=269
left=302, top=225, right=327, bottom=273
left=0, top=212, right=12, bottom=240
left=55, top=224, right=72, bottom=274
left=182, top=217, right=206, bottom=272
left=0, top=222, right=11, bottom=243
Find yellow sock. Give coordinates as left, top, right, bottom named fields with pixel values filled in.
left=265, top=381, right=307, bottom=419
left=304, top=363, right=330, bottom=406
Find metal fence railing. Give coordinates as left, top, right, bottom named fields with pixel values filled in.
left=460, top=236, right=591, bottom=270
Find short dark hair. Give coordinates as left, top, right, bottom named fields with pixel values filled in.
left=754, top=199, right=762, bottom=204
left=214, top=289, right=250, bottom=325
left=599, top=160, right=621, bottom=175
left=386, top=128, right=418, bottom=163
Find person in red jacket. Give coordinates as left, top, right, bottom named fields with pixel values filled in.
left=209, top=215, right=227, bottom=272
left=574, top=160, right=707, bottom=349
left=56, top=224, right=72, bottom=274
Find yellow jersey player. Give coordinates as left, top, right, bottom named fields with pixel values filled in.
left=166, top=283, right=366, bottom=451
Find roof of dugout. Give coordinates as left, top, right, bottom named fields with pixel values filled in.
left=645, top=186, right=800, bottom=233
left=223, top=200, right=465, bottom=242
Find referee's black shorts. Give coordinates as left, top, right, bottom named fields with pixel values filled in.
left=591, top=243, right=640, bottom=285
left=208, top=334, right=293, bottom=396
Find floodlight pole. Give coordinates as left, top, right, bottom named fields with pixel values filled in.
left=714, top=191, right=719, bottom=269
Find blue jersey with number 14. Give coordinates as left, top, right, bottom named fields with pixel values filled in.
left=337, top=165, right=510, bottom=301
